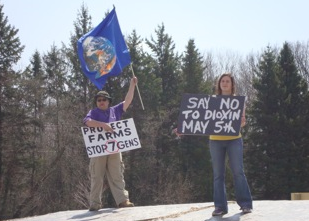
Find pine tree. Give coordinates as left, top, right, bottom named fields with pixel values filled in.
left=182, top=39, right=205, bottom=93
left=277, top=43, right=309, bottom=194
left=120, top=29, right=162, bottom=205
left=0, top=3, right=25, bottom=219
left=38, top=44, right=68, bottom=212
left=177, top=39, right=213, bottom=201
left=19, top=51, right=46, bottom=189
left=126, top=30, right=161, bottom=111
left=145, top=24, right=195, bottom=203
left=66, top=3, right=95, bottom=114
left=246, top=47, right=282, bottom=199
left=247, top=44, right=309, bottom=199
left=22, top=51, right=47, bottom=130
left=146, top=23, right=182, bottom=106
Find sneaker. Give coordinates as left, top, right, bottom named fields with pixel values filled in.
left=242, top=207, right=252, bottom=214
left=212, top=208, right=228, bottom=216
left=118, top=200, right=134, bottom=208
left=89, top=204, right=101, bottom=211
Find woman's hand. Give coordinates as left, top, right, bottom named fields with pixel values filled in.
left=241, top=116, right=246, bottom=127
left=173, top=128, right=182, bottom=137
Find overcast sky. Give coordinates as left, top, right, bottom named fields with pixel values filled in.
left=2, top=0, right=309, bottom=69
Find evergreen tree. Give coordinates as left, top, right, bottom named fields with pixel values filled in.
left=44, top=44, right=68, bottom=105
left=64, top=6, right=99, bottom=209
left=246, top=47, right=283, bottom=199
left=0, top=3, right=25, bottom=219
left=247, top=44, right=309, bottom=200
left=277, top=43, right=309, bottom=195
left=182, top=39, right=205, bottom=93
left=19, top=51, right=46, bottom=188
left=66, top=3, right=96, bottom=114
left=120, top=29, right=162, bottom=205
left=146, top=23, right=181, bottom=106
left=126, top=30, right=161, bottom=111
left=177, top=39, right=213, bottom=201
left=22, top=51, right=47, bottom=131
left=144, top=24, right=194, bottom=204
left=36, top=44, right=68, bottom=212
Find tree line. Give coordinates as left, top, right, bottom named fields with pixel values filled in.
left=1, top=3, right=309, bottom=219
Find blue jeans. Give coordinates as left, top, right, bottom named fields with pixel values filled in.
left=209, top=138, right=252, bottom=211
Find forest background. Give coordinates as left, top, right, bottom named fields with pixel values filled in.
left=1, top=2, right=309, bottom=220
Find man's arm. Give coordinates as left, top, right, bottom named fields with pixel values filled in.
left=123, top=76, right=138, bottom=111
left=85, top=119, right=113, bottom=132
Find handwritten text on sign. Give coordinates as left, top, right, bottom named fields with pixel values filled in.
left=177, top=94, right=245, bottom=135
left=81, top=118, right=141, bottom=158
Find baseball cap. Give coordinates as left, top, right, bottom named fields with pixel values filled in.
left=95, top=91, right=112, bottom=103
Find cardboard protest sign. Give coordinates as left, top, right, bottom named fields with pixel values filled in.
left=177, top=94, right=245, bottom=136
left=81, top=118, right=141, bottom=158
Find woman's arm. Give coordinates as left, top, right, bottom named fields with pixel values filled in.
left=241, top=107, right=246, bottom=127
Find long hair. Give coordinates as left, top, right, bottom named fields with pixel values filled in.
left=215, top=73, right=236, bottom=95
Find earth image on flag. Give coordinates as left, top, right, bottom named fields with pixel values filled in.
left=82, top=36, right=116, bottom=79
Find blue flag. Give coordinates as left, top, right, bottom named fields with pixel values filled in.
left=77, top=7, right=131, bottom=89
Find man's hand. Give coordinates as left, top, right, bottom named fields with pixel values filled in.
left=102, top=123, right=113, bottom=132
left=131, top=76, right=138, bottom=86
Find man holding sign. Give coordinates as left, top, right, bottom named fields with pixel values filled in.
left=83, top=77, right=137, bottom=211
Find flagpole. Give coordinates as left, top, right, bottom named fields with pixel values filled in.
left=130, top=63, right=145, bottom=110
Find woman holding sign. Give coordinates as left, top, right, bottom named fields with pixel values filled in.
left=83, top=77, right=137, bottom=211
left=209, top=73, right=252, bottom=216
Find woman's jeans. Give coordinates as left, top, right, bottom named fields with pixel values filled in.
left=209, top=138, right=252, bottom=211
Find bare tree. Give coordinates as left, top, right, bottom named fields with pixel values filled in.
left=291, top=40, right=309, bottom=84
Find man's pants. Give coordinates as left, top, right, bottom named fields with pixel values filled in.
left=89, top=152, right=129, bottom=207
